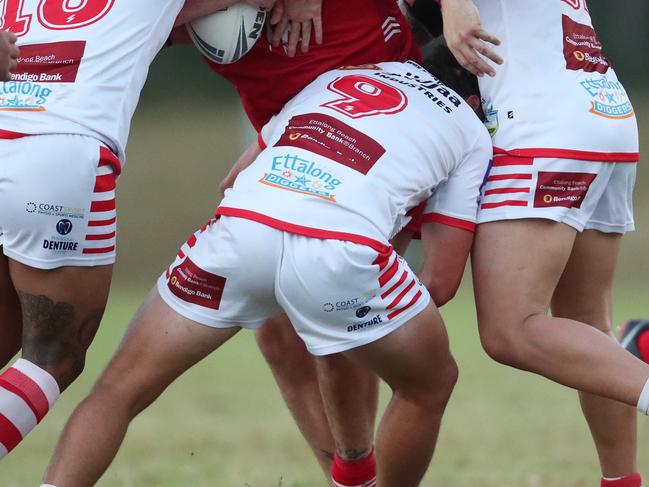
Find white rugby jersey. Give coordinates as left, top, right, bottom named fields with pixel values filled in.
left=218, top=61, right=492, bottom=250
left=0, top=0, right=184, bottom=162
left=474, top=0, right=639, bottom=162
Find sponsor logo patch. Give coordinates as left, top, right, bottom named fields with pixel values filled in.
left=259, top=154, right=343, bottom=201
left=168, top=257, right=226, bottom=310
left=56, top=219, right=73, bottom=235
left=26, top=202, right=85, bottom=220
left=322, top=294, right=374, bottom=313
left=347, top=314, right=383, bottom=333
left=562, top=15, right=609, bottom=74
left=274, top=113, right=385, bottom=175
left=2, top=41, right=86, bottom=112
left=580, top=76, right=634, bottom=119
left=484, top=106, right=499, bottom=137
left=534, top=171, right=597, bottom=209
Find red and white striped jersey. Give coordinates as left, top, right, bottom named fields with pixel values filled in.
left=474, top=0, right=639, bottom=162
left=0, top=0, right=184, bottom=161
left=218, top=61, right=492, bottom=249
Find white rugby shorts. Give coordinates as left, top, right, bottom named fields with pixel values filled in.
left=157, top=216, right=430, bottom=356
left=0, top=134, right=119, bottom=269
left=478, top=155, right=636, bottom=233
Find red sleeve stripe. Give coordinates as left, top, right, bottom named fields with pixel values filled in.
left=493, top=146, right=639, bottom=163
left=98, top=146, right=122, bottom=176
left=487, top=173, right=532, bottom=182
left=82, top=246, right=115, bottom=254
left=492, top=155, right=534, bottom=167
left=257, top=132, right=267, bottom=150
left=88, top=217, right=116, bottom=227
left=484, top=187, right=531, bottom=196
left=386, top=279, right=416, bottom=310
left=381, top=270, right=408, bottom=300
left=90, top=199, right=116, bottom=213
left=481, top=200, right=529, bottom=209
left=85, top=232, right=116, bottom=241
left=93, top=174, right=116, bottom=193
left=0, top=129, right=28, bottom=139
left=421, top=213, right=476, bottom=232
left=187, top=234, right=198, bottom=249
left=0, top=370, right=49, bottom=423
left=387, top=290, right=423, bottom=320
left=0, top=413, right=23, bottom=452
left=378, top=257, right=400, bottom=287
left=177, top=249, right=186, bottom=259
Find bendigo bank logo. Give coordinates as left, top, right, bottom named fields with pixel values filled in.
left=168, top=257, right=226, bottom=310
left=259, top=154, right=343, bottom=202
left=534, top=171, right=597, bottom=209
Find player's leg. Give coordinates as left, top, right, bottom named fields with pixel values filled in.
left=0, top=252, right=22, bottom=366
left=472, top=219, right=649, bottom=407
left=551, top=230, right=638, bottom=481
left=0, top=135, right=119, bottom=459
left=314, top=353, right=379, bottom=485
left=255, top=316, right=338, bottom=474
left=339, top=303, right=457, bottom=487
left=43, top=288, right=240, bottom=487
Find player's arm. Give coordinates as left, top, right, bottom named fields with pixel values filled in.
left=441, top=0, right=503, bottom=76
left=174, top=0, right=276, bottom=27
left=417, top=130, right=492, bottom=306
left=418, top=222, right=473, bottom=306
left=270, top=0, right=323, bottom=56
left=0, top=30, right=19, bottom=81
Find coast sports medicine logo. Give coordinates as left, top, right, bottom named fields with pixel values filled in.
left=580, top=76, right=634, bottom=119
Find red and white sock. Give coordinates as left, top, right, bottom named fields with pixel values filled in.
left=601, top=473, right=643, bottom=487
left=0, top=359, right=59, bottom=458
left=331, top=450, right=377, bottom=487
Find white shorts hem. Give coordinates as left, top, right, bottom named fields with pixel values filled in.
left=304, top=292, right=431, bottom=356
left=156, top=277, right=268, bottom=330
left=2, top=247, right=116, bottom=269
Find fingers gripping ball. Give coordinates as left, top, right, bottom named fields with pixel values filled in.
left=189, top=3, right=266, bottom=64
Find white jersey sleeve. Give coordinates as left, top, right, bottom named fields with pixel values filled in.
left=0, top=0, right=184, bottom=163
left=422, top=129, right=493, bottom=231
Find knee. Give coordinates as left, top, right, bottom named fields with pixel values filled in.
left=478, top=322, right=525, bottom=368
left=398, top=354, right=459, bottom=412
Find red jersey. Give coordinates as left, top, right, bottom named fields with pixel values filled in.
left=208, top=0, right=421, bottom=131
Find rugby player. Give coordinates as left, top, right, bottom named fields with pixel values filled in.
left=440, top=1, right=646, bottom=485
left=0, top=30, right=19, bottom=81
left=41, top=55, right=492, bottom=487
left=0, top=0, right=272, bottom=461
left=172, top=1, right=426, bottom=482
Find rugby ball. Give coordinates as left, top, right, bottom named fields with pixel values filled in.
left=188, top=3, right=266, bottom=64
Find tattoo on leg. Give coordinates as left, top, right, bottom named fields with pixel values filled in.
left=337, top=447, right=371, bottom=461
left=17, top=291, right=105, bottom=389
left=320, top=449, right=334, bottom=461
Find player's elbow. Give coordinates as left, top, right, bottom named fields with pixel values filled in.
left=420, top=272, right=461, bottom=307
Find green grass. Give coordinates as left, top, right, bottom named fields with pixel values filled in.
left=1, top=281, right=648, bottom=486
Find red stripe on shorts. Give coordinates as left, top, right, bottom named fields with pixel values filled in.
left=492, top=155, right=533, bottom=167
left=483, top=187, right=531, bottom=196
left=85, top=232, right=115, bottom=241
left=481, top=200, right=529, bottom=209
left=82, top=246, right=115, bottom=255
left=378, top=257, right=399, bottom=287
left=0, top=413, right=23, bottom=452
left=487, top=173, right=533, bottom=182
left=0, top=369, right=49, bottom=422
left=99, top=146, right=122, bottom=176
left=90, top=199, right=116, bottom=213
left=387, top=290, right=423, bottom=320
left=381, top=270, right=408, bottom=300
left=93, top=174, right=116, bottom=193
left=372, top=249, right=391, bottom=271
left=387, top=279, right=416, bottom=310
left=88, top=217, right=116, bottom=227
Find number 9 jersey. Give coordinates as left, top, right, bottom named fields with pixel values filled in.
left=0, top=0, right=184, bottom=163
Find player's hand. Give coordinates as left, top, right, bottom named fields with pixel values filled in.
left=441, top=0, right=502, bottom=77
left=270, top=0, right=323, bottom=57
left=219, top=140, right=263, bottom=195
left=0, top=30, right=19, bottom=81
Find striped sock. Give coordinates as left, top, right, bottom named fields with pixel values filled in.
left=331, top=450, right=376, bottom=487
left=601, top=473, right=642, bottom=487
left=0, top=359, right=59, bottom=458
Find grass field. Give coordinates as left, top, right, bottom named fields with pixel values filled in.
left=1, top=282, right=648, bottom=486
left=1, top=74, right=648, bottom=485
